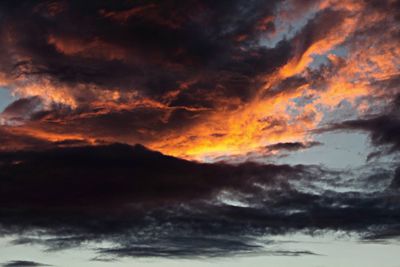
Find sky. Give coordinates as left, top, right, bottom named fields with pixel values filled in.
left=0, top=0, right=399, bottom=266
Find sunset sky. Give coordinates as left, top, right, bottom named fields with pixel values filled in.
left=0, top=0, right=400, bottom=266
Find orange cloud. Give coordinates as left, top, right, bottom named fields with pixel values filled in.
left=48, top=35, right=127, bottom=61
left=1, top=0, right=399, bottom=163
left=144, top=0, right=399, bottom=160
left=148, top=81, right=316, bottom=160
left=279, top=16, right=358, bottom=79
left=13, top=79, right=77, bottom=108
left=99, top=4, right=157, bottom=23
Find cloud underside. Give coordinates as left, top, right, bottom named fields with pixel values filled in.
left=0, top=144, right=399, bottom=258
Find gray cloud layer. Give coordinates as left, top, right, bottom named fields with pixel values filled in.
left=0, top=144, right=399, bottom=258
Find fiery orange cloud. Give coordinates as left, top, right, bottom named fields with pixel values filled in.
left=142, top=1, right=399, bottom=160
left=0, top=124, right=96, bottom=152
left=13, top=79, right=77, bottom=108
left=279, top=15, right=358, bottom=78
left=14, top=126, right=96, bottom=144
left=0, top=0, right=398, bottom=162
left=148, top=82, right=317, bottom=160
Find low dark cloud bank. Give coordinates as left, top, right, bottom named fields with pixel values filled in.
left=2, top=261, right=51, bottom=267
left=0, top=144, right=399, bottom=258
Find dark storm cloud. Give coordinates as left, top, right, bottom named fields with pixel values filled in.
left=0, top=0, right=287, bottom=101
left=0, top=0, right=298, bottom=148
left=0, top=144, right=399, bottom=258
left=2, top=261, right=51, bottom=267
left=0, top=0, right=400, bottom=260
left=0, top=143, right=310, bottom=209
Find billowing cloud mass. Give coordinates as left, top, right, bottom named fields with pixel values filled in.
left=0, top=0, right=399, bottom=261
left=0, top=0, right=397, bottom=159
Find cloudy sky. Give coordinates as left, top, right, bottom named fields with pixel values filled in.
left=0, top=0, right=399, bottom=266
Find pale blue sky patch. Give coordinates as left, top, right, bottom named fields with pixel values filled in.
left=0, top=87, right=16, bottom=113
left=259, top=1, right=319, bottom=48
left=276, top=132, right=371, bottom=169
